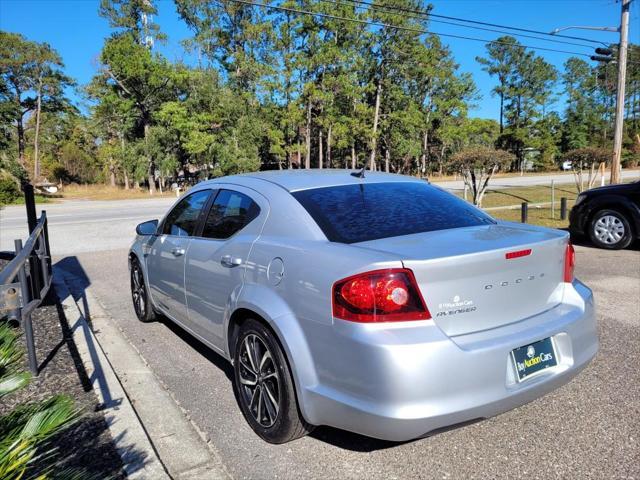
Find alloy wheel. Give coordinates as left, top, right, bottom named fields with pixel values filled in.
left=131, top=263, right=147, bottom=318
left=594, top=214, right=625, bottom=245
left=238, top=334, right=281, bottom=428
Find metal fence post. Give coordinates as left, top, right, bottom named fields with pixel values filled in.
left=14, top=239, right=38, bottom=375
left=521, top=202, right=528, bottom=223
left=551, top=180, right=555, bottom=219
left=23, top=184, right=42, bottom=298
left=560, top=197, right=568, bottom=221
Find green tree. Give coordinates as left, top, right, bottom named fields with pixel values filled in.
left=476, top=36, right=522, bottom=134
left=479, top=37, right=557, bottom=169
left=0, top=32, right=71, bottom=178
left=92, top=33, right=180, bottom=192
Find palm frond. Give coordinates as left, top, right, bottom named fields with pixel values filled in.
left=0, top=372, right=30, bottom=397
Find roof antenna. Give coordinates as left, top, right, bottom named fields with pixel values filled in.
left=350, top=166, right=366, bottom=179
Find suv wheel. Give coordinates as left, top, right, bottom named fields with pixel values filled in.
left=233, top=319, right=313, bottom=443
left=130, top=257, right=157, bottom=322
left=589, top=209, right=633, bottom=250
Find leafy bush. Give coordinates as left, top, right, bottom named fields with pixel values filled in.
left=562, top=147, right=610, bottom=167
left=449, top=147, right=516, bottom=206
left=563, top=147, right=610, bottom=192
left=0, top=178, right=20, bottom=206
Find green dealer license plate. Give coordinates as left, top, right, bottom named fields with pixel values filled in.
left=511, top=337, right=558, bottom=381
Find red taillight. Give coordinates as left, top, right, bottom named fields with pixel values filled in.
left=564, top=242, right=575, bottom=282
left=332, top=269, right=431, bottom=322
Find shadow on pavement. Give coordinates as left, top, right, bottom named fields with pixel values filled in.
left=160, top=315, right=234, bottom=381
left=50, top=256, right=152, bottom=476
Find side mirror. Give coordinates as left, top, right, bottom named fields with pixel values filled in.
left=136, top=219, right=159, bottom=236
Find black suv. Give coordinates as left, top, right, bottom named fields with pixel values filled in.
left=569, top=181, right=640, bottom=249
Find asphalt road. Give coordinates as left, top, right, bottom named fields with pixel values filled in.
left=0, top=198, right=175, bottom=254
left=1, top=194, right=639, bottom=479
left=434, top=169, right=640, bottom=191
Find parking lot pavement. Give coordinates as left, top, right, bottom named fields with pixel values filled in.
left=49, top=240, right=639, bottom=480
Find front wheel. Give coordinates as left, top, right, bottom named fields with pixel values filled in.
left=589, top=209, right=633, bottom=250
left=130, top=257, right=156, bottom=322
left=233, top=319, right=313, bottom=443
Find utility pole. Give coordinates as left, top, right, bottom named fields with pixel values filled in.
left=551, top=2, right=632, bottom=184
left=611, top=0, right=631, bottom=184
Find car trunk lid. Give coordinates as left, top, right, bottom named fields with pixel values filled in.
left=354, top=223, right=568, bottom=336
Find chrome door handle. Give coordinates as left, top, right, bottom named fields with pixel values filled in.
left=221, top=255, right=242, bottom=267
left=171, top=247, right=185, bottom=257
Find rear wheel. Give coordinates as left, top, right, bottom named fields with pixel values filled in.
left=233, top=319, right=312, bottom=443
left=589, top=209, right=633, bottom=250
left=130, top=257, right=156, bottom=322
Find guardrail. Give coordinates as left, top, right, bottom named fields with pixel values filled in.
left=0, top=186, right=52, bottom=375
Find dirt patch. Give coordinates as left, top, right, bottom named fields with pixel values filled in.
left=0, top=292, right=126, bottom=478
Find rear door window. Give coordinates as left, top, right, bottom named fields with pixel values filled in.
left=292, top=182, right=495, bottom=243
left=201, top=189, right=261, bottom=239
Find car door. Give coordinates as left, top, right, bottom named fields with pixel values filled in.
left=146, top=189, right=213, bottom=323
left=184, top=186, right=268, bottom=350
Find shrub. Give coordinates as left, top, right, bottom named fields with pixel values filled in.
left=449, top=147, right=516, bottom=207
left=0, top=323, right=78, bottom=478
left=0, top=178, right=20, bottom=206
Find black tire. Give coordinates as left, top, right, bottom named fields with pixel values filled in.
left=588, top=209, right=634, bottom=250
left=130, top=256, right=157, bottom=323
left=233, top=319, right=313, bottom=443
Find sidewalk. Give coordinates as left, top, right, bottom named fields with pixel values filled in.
left=54, top=264, right=230, bottom=479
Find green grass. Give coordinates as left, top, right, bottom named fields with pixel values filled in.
left=5, top=194, right=52, bottom=205
left=453, top=183, right=580, bottom=209
left=489, top=205, right=574, bottom=229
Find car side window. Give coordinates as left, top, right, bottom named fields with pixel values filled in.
left=162, top=190, right=211, bottom=236
left=201, top=189, right=260, bottom=240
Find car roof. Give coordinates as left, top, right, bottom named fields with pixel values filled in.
left=202, top=169, right=426, bottom=192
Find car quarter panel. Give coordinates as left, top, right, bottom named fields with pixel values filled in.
left=238, top=237, right=404, bottom=423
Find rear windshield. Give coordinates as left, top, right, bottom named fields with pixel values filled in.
left=292, top=182, right=495, bottom=243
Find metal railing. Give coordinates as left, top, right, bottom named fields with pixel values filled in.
left=0, top=187, right=52, bottom=375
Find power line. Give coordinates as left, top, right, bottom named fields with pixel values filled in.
left=318, top=0, right=597, bottom=50
left=341, top=0, right=610, bottom=46
left=225, top=0, right=596, bottom=58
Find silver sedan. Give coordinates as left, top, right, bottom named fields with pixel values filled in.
left=129, top=170, right=598, bottom=443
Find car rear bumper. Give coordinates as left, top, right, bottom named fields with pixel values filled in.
left=301, top=280, right=597, bottom=441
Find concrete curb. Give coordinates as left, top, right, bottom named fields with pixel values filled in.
left=54, top=268, right=230, bottom=480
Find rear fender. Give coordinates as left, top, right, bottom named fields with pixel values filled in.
left=229, top=284, right=320, bottom=422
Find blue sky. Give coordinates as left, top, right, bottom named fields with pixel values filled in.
left=1, top=0, right=638, bottom=120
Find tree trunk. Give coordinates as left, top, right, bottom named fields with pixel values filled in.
left=327, top=124, right=332, bottom=168
left=144, top=122, right=156, bottom=194
left=121, top=134, right=129, bottom=189
left=318, top=130, right=323, bottom=169
left=33, top=77, right=43, bottom=180
left=385, top=148, right=390, bottom=173
left=369, top=78, right=382, bottom=170
left=17, top=118, right=26, bottom=168
left=351, top=143, right=356, bottom=169
left=499, top=92, right=504, bottom=134
left=305, top=102, right=312, bottom=169
left=109, top=160, right=116, bottom=187
left=421, top=130, right=428, bottom=176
